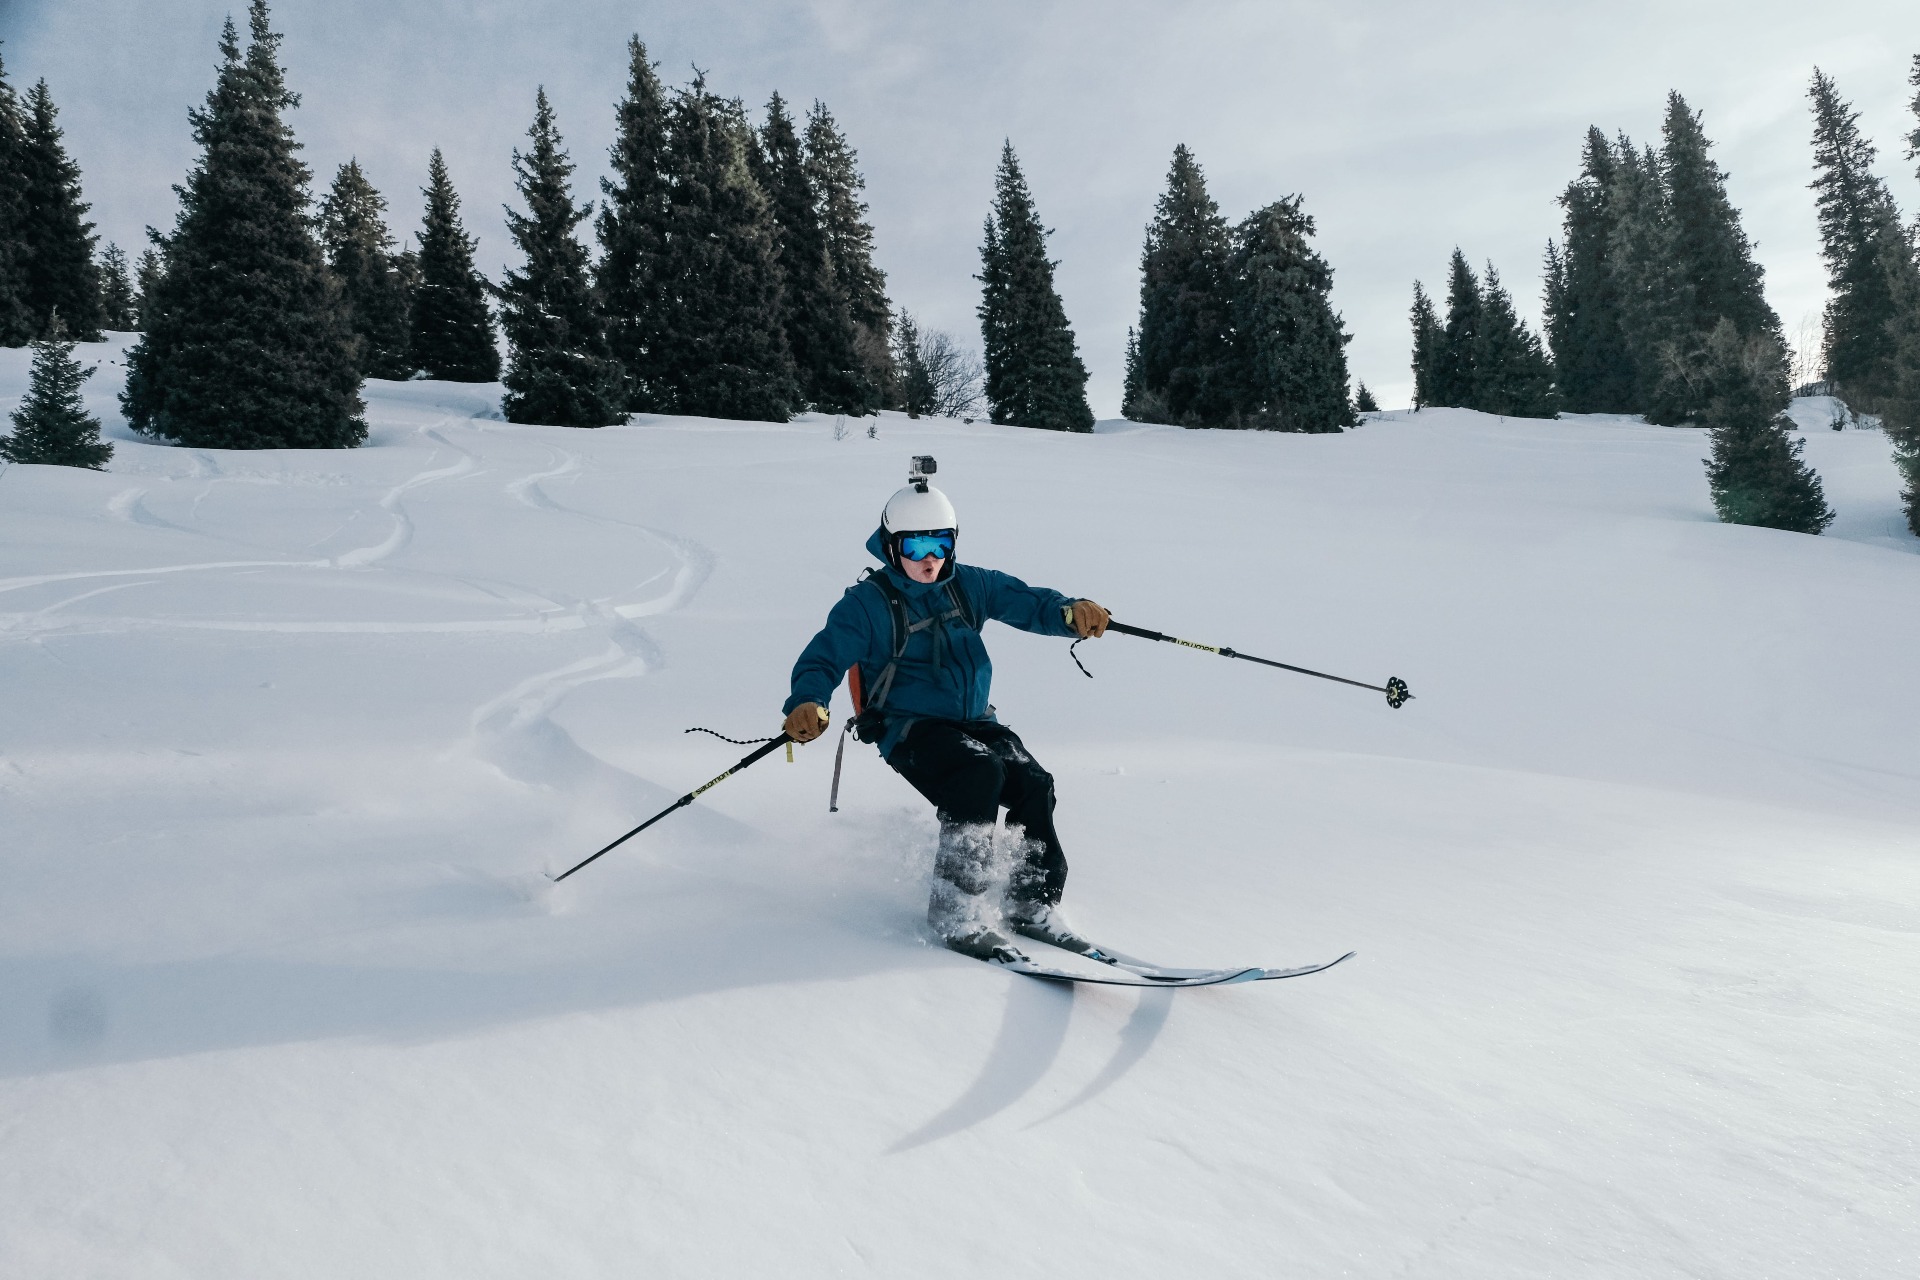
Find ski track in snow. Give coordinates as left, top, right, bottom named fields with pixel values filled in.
left=0, top=414, right=705, bottom=650
left=465, top=437, right=716, bottom=828
left=331, top=423, right=479, bottom=568
left=2, top=409, right=715, bottom=839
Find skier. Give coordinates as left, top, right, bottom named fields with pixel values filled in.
left=782, top=458, right=1110, bottom=965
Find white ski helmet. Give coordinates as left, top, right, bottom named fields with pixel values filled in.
left=881, top=455, right=957, bottom=537
left=880, top=455, right=958, bottom=572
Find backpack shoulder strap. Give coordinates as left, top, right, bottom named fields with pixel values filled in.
left=858, top=568, right=910, bottom=658
left=943, top=576, right=977, bottom=631
left=856, top=569, right=909, bottom=712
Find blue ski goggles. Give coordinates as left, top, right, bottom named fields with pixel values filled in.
left=896, top=530, right=955, bottom=561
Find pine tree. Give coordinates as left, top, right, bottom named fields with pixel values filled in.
left=1617, top=92, right=1786, bottom=427
left=98, top=243, right=136, bottom=330
left=1808, top=69, right=1907, bottom=408
left=1354, top=381, right=1379, bottom=413
left=499, top=89, right=625, bottom=427
left=132, top=248, right=164, bottom=333
left=651, top=83, right=795, bottom=420
left=1909, top=54, right=1920, bottom=203
left=1547, top=127, right=1637, bottom=413
left=1881, top=249, right=1920, bottom=533
left=0, top=51, right=34, bottom=346
left=1121, top=326, right=1144, bottom=418
left=1892, top=57, right=1920, bottom=533
left=595, top=37, right=669, bottom=410
left=1607, top=138, right=1688, bottom=423
left=320, top=159, right=413, bottom=379
left=1132, top=145, right=1234, bottom=426
left=1408, top=280, right=1439, bottom=407
left=1, top=315, right=112, bottom=468
left=1429, top=249, right=1481, bottom=407
left=1701, top=319, right=1831, bottom=533
left=892, top=309, right=933, bottom=418
left=1472, top=264, right=1559, bottom=417
left=16, top=80, right=104, bottom=340
left=1225, top=196, right=1354, bottom=432
left=761, top=92, right=869, bottom=413
left=805, top=103, right=891, bottom=398
left=410, top=149, right=497, bottom=382
left=121, top=3, right=365, bottom=449
left=977, top=142, right=1093, bottom=432
left=1662, top=93, right=1778, bottom=348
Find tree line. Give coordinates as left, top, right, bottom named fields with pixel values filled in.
left=0, top=2, right=1108, bottom=454
left=0, top=0, right=1409, bottom=453
left=1409, top=67, right=1920, bottom=537
left=8, top=5, right=1920, bottom=545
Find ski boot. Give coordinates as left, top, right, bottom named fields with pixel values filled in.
left=941, top=926, right=1028, bottom=966
left=1004, top=900, right=1096, bottom=957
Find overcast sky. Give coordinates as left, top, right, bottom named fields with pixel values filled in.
left=4, top=0, right=1917, bottom=415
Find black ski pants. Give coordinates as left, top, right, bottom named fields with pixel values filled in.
left=887, top=718, right=1068, bottom=909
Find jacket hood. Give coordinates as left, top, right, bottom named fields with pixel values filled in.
left=867, top=526, right=956, bottom=587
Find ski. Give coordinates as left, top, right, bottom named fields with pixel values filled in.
left=1021, top=931, right=1344, bottom=983
left=991, top=950, right=1356, bottom=989
left=1079, top=944, right=1243, bottom=982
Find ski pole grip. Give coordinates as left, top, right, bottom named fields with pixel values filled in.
left=1107, top=620, right=1169, bottom=643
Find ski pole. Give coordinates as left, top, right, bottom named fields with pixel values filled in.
left=1098, top=619, right=1413, bottom=708
left=550, top=734, right=794, bottom=883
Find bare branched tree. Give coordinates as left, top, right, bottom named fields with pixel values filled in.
left=1788, top=311, right=1827, bottom=393
left=893, top=310, right=985, bottom=419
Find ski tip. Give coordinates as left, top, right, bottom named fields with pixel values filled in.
left=1248, top=951, right=1357, bottom=982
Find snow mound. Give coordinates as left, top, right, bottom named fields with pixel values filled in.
left=3, top=357, right=1919, bottom=1277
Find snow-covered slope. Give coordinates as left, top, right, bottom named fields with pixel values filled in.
left=4, top=341, right=1919, bottom=1277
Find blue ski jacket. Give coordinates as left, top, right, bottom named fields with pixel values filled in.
left=784, top=528, right=1079, bottom=759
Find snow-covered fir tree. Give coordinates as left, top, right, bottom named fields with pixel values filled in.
left=1662, top=94, right=1778, bottom=353
left=121, top=1, right=365, bottom=449
left=649, top=82, right=796, bottom=421
left=1808, top=69, right=1910, bottom=410
left=1545, top=127, right=1636, bottom=413
left=1605, top=139, right=1686, bottom=422
left=892, top=309, right=933, bottom=418
left=132, top=248, right=164, bottom=333
left=1473, top=264, right=1558, bottom=418
left=1883, top=262, right=1920, bottom=535
left=1702, top=320, right=1831, bottom=533
left=1131, top=145, right=1234, bottom=427
left=1226, top=196, right=1355, bottom=432
left=805, top=103, right=891, bottom=402
left=97, top=243, right=137, bottom=330
left=0, top=52, right=34, bottom=346
left=1430, top=250, right=1481, bottom=408
left=409, top=149, right=497, bottom=383
left=1408, top=281, right=1439, bottom=408
left=15, top=80, right=104, bottom=341
left=977, top=142, right=1093, bottom=432
left=761, top=92, right=871, bottom=414
left=320, top=160, right=414, bottom=380
left=595, top=37, right=670, bottom=411
left=1354, top=381, right=1380, bottom=413
left=1, top=315, right=112, bottom=468
left=1880, top=59, right=1920, bottom=534
left=1121, top=326, right=1143, bottom=418
left=498, top=89, right=625, bottom=427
